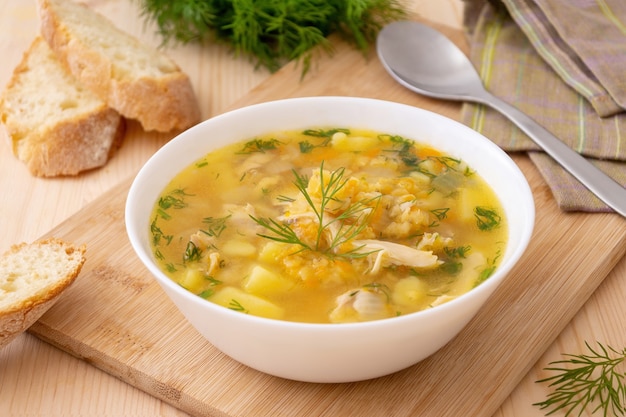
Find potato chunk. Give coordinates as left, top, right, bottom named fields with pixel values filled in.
left=392, top=277, right=428, bottom=307
left=178, top=268, right=207, bottom=294
left=210, top=286, right=285, bottom=320
left=244, top=265, right=294, bottom=297
left=221, top=239, right=257, bottom=258
left=331, top=131, right=379, bottom=152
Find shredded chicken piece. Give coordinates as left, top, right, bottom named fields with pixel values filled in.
left=430, top=294, right=456, bottom=307
left=188, top=232, right=222, bottom=275
left=189, top=231, right=215, bottom=250
left=416, top=232, right=453, bottom=251
left=205, top=252, right=221, bottom=276
left=329, top=288, right=391, bottom=323
left=223, top=203, right=264, bottom=236
left=354, top=239, right=441, bottom=274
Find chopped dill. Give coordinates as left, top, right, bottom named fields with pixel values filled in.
left=150, top=217, right=173, bottom=246
left=474, top=249, right=502, bottom=287
left=303, top=128, right=350, bottom=138
left=156, top=208, right=171, bottom=220
left=158, top=188, right=193, bottom=211
left=430, top=208, right=450, bottom=221
left=299, top=129, right=348, bottom=153
left=229, top=299, right=248, bottom=313
left=183, top=241, right=202, bottom=263
left=237, top=138, right=282, bottom=154
left=195, top=275, right=223, bottom=298
left=475, top=265, right=496, bottom=286
left=444, top=245, right=471, bottom=259
left=440, top=261, right=463, bottom=275
left=431, top=156, right=462, bottom=170
left=299, top=141, right=317, bottom=154
left=363, top=282, right=391, bottom=301
left=386, top=134, right=420, bottom=167
left=198, top=289, right=215, bottom=299
left=201, top=215, right=231, bottom=238
left=205, top=276, right=223, bottom=286
left=474, top=206, right=502, bottom=231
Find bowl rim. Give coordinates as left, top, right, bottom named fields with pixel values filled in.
left=125, top=96, right=535, bottom=329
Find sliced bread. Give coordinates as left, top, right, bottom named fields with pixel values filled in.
left=0, top=238, right=86, bottom=349
left=38, top=0, right=201, bottom=132
left=0, top=37, right=125, bottom=177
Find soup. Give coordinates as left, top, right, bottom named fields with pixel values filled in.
left=150, top=128, right=507, bottom=323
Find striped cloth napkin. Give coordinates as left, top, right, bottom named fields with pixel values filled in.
left=461, top=0, right=626, bottom=212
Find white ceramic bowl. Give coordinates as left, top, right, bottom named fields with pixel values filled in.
left=125, top=96, right=534, bottom=383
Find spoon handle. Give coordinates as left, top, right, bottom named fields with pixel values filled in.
left=482, top=93, right=626, bottom=217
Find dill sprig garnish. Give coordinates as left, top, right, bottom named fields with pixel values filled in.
left=534, top=341, right=626, bottom=417
left=138, top=0, right=407, bottom=75
left=251, top=216, right=312, bottom=253
left=250, top=163, right=380, bottom=259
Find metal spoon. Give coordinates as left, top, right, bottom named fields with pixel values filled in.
left=377, top=20, right=626, bottom=217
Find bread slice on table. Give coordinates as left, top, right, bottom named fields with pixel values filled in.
left=0, top=238, right=86, bottom=349
left=38, top=0, right=201, bottom=133
left=0, top=37, right=125, bottom=177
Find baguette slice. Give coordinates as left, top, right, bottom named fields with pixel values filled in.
left=38, top=0, right=201, bottom=133
left=0, top=238, right=86, bottom=349
left=0, top=37, right=125, bottom=177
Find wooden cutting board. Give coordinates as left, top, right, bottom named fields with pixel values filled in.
left=29, top=22, right=626, bottom=417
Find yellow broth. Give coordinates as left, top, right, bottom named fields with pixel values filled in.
left=150, top=128, right=507, bottom=323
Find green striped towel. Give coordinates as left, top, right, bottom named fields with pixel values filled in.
left=461, top=0, right=626, bottom=212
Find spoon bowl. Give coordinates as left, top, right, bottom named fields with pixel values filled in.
left=377, top=21, right=483, bottom=100
left=377, top=20, right=626, bottom=217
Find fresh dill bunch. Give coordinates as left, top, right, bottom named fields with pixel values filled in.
left=138, top=0, right=407, bottom=74
left=534, top=341, right=626, bottom=417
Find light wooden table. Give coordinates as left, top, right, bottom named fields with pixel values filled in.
left=1, top=1, right=624, bottom=416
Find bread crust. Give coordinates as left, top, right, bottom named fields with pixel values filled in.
left=38, top=0, right=201, bottom=132
left=0, top=292, right=65, bottom=348
left=0, top=238, right=86, bottom=349
left=23, top=110, right=125, bottom=177
left=0, top=37, right=125, bottom=177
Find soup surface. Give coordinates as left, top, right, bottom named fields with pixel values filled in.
left=150, top=128, right=507, bottom=323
